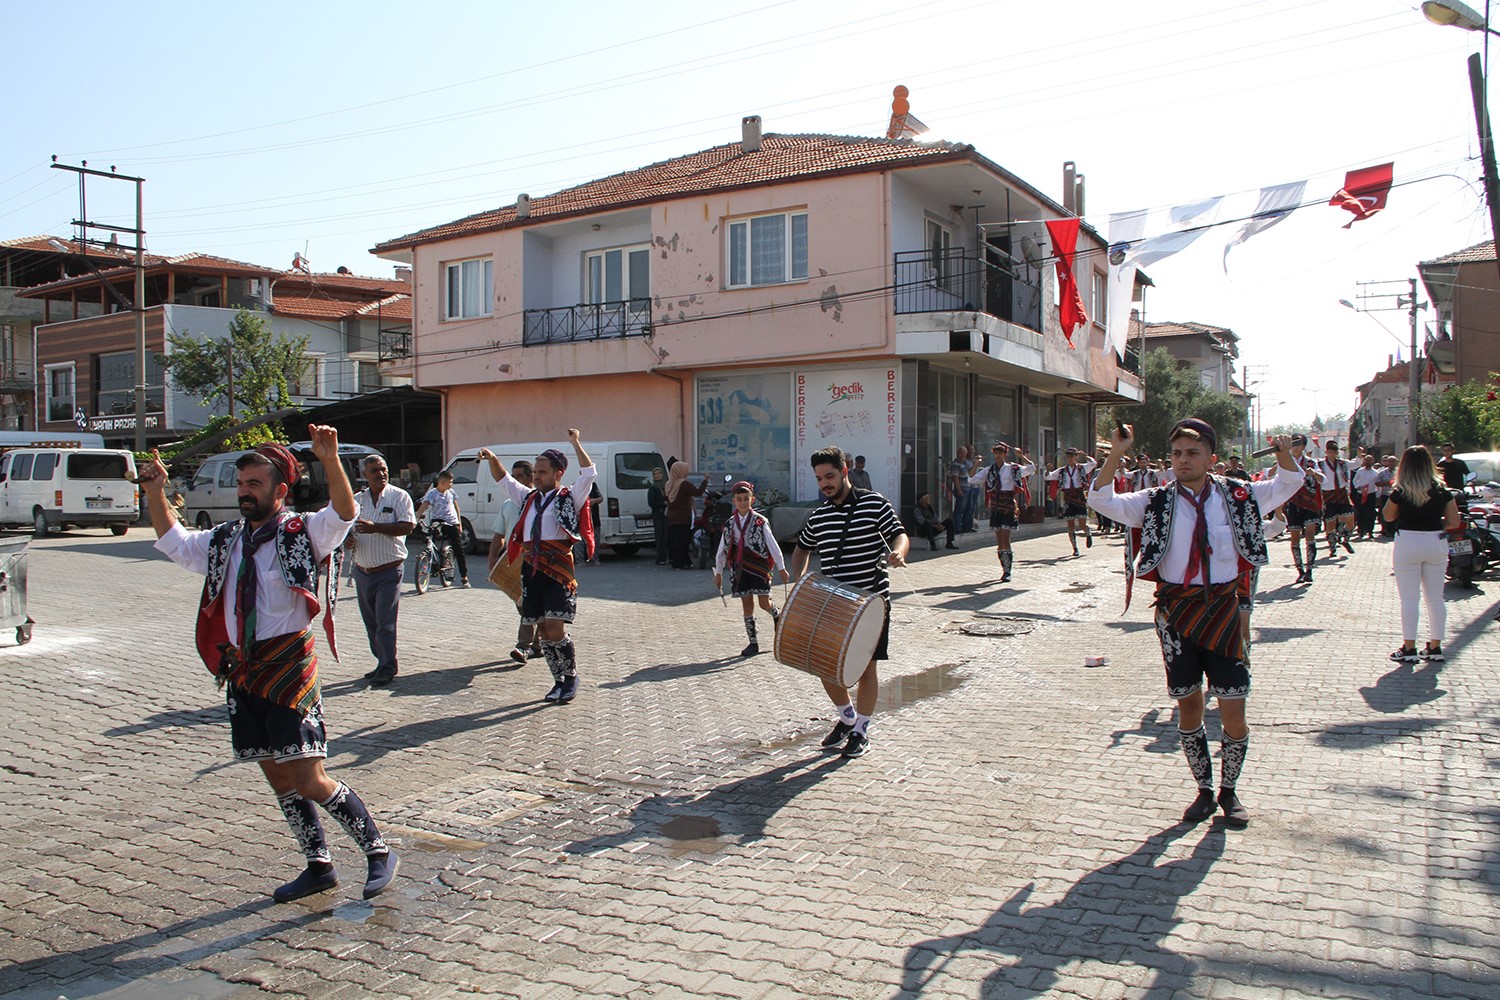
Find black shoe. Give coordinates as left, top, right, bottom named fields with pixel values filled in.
left=1389, top=647, right=1420, bottom=663
left=273, top=864, right=338, bottom=903
left=1293, top=570, right=1307, bottom=585
left=363, top=851, right=400, bottom=900
left=557, top=673, right=579, bottom=704
left=1182, top=789, right=1217, bottom=825
left=1218, top=789, right=1250, bottom=829
left=528, top=646, right=543, bottom=660
left=741, top=642, right=760, bottom=657
left=363, top=669, right=380, bottom=680
left=544, top=682, right=564, bottom=702
left=1085, top=534, right=1093, bottom=548
left=1000, top=573, right=1011, bottom=583
left=1342, top=536, right=1354, bottom=554
left=369, top=670, right=396, bottom=687
left=508, top=647, right=527, bottom=665
left=1423, top=644, right=1445, bottom=662
left=1071, top=546, right=1079, bottom=557
left=821, top=720, right=854, bottom=748
left=841, top=731, right=870, bottom=758
left=945, top=541, right=958, bottom=549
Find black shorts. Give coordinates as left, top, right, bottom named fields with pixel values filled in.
left=989, top=510, right=1019, bottom=530
left=520, top=563, right=577, bottom=624
left=873, top=598, right=891, bottom=661
left=228, top=685, right=327, bottom=763
left=731, top=567, right=772, bottom=597
left=1063, top=501, right=1089, bottom=518
left=1155, top=616, right=1250, bottom=701
left=1286, top=506, right=1323, bottom=531
left=1323, top=501, right=1354, bottom=517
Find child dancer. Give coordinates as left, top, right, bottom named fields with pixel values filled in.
left=713, top=481, right=790, bottom=656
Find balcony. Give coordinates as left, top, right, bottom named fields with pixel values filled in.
left=522, top=299, right=652, bottom=347
left=0, top=364, right=32, bottom=394
left=893, top=247, right=1042, bottom=333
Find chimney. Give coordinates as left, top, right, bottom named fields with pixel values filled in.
left=1074, top=173, right=1086, bottom=217
left=515, top=193, right=531, bottom=219
left=1062, top=161, right=1076, bottom=214
left=395, top=266, right=412, bottom=283
left=336, top=265, right=350, bottom=275
left=742, top=115, right=762, bottom=152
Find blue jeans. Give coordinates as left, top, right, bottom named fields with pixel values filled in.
left=964, top=486, right=981, bottom=531
left=354, top=563, right=402, bottom=675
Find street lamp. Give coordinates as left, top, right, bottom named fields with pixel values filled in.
left=1422, top=0, right=1498, bottom=33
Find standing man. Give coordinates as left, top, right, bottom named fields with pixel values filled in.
left=1047, top=447, right=1097, bottom=555
left=1318, top=441, right=1356, bottom=556
left=139, top=430, right=399, bottom=902
left=480, top=430, right=594, bottom=703
left=947, top=447, right=971, bottom=534
left=1352, top=453, right=1383, bottom=541
left=847, top=455, right=874, bottom=491
left=1437, top=443, right=1470, bottom=490
left=1089, top=420, right=1302, bottom=829
left=968, top=441, right=1034, bottom=583
left=1223, top=456, right=1252, bottom=482
left=489, top=459, right=542, bottom=665
left=1282, top=434, right=1329, bottom=585
left=964, top=443, right=983, bottom=533
left=790, top=448, right=909, bottom=759
left=349, top=455, right=415, bottom=687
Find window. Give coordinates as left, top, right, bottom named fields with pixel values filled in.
left=445, top=459, right=479, bottom=485
left=444, top=257, right=493, bottom=320
left=1091, top=270, right=1107, bottom=326
left=34, top=453, right=57, bottom=480
left=68, top=453, right=130, bottom=480
left=727, top=210, right=808, bottom=288
left=94, top=350, right=165, bottom=416
left=585, top=245, right=650, bottom=303
left=12, top=454, right=33, bottom=480
left=289, top=354, right=325, bottom=398
left=357, top=361, right=384, bottom=393
left=45, top=363, right=75, bottom=423
left=219, top=463, right=239, bottom=487
left=615, top=452, right=667, bottom=491
left=926, top=219, right=953, bottom=290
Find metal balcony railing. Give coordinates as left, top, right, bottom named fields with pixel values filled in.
left=893, top=247, right=1043, bottom=333
left=379, top=328, right=411, bottom=362
left=522, top=299, right=652, bottom=346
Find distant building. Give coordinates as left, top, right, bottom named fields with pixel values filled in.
left=1353, top=357, right=1453, bottom=455
left=1418, top=239, right=1500, bottom=387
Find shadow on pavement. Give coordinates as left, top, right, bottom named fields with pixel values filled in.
left=1359, top=662, right=1447, bottom=714
left=598, top=654, right=744, bottom=690
left=321, top=659, right=518, bottom=699
left=104, top=705, right=224, bottom=737
left=327, top=699, right=552, bottom=768
left=562, top=753, right=847, bottom=855
left=1251, top=625, right=1322, bottom=645
left=1314, top=716, right=1444, bottom=750
left=896, top=824, right=1224, bottom=998
left=1107, top=707, right=1179, bottom=753
left=32, top=537, right=163, bottom=561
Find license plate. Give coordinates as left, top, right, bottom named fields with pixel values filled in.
left=86, top=498, right=111, bottom=509
left=1450, top=539, right=1473, bottom=556
left=636, top=517, right=655, bottom=529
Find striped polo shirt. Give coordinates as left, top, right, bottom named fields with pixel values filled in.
left=794, top=488, right=906, bottom=597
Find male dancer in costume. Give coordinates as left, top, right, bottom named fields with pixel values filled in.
left=791, top=448, right=909, bottom=759
left=714, top=481, right=791, bottom=657
left=139, top=429, right=399, bottom=902
left=1318, top=440, right=1357, bottom=556
left=1089, top=419, right=1301, bottom=829
left=1282, top=433, right=1330, bottom=584
left=479, top=430, right=594, bottom=703
left=1047, top=447, right=1097, bottom=555
left=967, top=441, right=1034, bottom=583
left=488, top=459, right=543, bottom=665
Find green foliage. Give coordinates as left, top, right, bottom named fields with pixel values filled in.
left=1098, top=349, right=1248, bottom=458
left=1417, top=378, right=1500, bottom=450
left=136, top=413, right=290, bottom=469
left=156, top=308, right=310, bottom=421
left=1263, top=421, right=1312, bottom=439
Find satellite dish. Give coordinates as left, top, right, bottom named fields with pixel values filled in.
left=1021, top=235, right=1043, bottom=267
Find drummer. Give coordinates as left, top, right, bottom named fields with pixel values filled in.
left=789, top=447, right=910, bottom=759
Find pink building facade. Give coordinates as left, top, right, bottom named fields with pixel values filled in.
left=375, top=122, right=1140, bottom=518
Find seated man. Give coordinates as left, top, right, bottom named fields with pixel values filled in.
left=911, top=492, right=957, bottom=551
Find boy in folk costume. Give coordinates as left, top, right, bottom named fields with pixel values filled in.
left=138, top=430, right=399, bottom=903
left=1282, top=434, right=1331, bottom=585
left=1089, top=419, right=1302, bottom=829
left=479, top=430, right=594, bottom=704
left=967, top=441, right=1035, bottom=583
left=1318, top=440, right=1357, bottom=556
left=713, top=481, right=791, bottom=657
left=1047, top=447, right=1097, bottom=555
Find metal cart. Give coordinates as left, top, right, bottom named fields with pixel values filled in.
left=0, top=533, right=33, bottom=645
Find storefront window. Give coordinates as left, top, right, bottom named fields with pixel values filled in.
left=697, top=373, right=793, bottom=502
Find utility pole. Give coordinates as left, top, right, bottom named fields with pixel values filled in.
left=50, top=159, right=148, bottom=451
left=1346, top=279, right=1426, bottom=450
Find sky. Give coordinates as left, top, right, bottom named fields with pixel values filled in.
left=4, top=0, right=1495, bottom=431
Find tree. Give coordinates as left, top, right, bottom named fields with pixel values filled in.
left=1417, top=379, right=1500, bottom=450
left=158, top=308, right=309, bottom=423
left=1098, top=349, right=1248, bottom=458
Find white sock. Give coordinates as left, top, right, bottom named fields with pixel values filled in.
left=838, top=703, right=856, bottom=725
left=853, top=713, right=871, bottom=736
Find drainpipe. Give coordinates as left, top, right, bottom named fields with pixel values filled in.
left=648, top=365, right=689, bottom=463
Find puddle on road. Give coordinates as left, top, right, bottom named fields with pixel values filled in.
left=384, top=823, right=489, bottom=853
left=659, top=814, right=728, bottom=855
left=878, top=662, right=967, bottom=711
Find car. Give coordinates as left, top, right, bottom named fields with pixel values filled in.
left=182, top=442, right=383, bottom=530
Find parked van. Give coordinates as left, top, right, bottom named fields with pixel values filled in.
left=440, top=441, right=667, bottom=555
left=0, top=447, right=139, bottom=537
left=0, top=431, right=106, bottom=455
left=182, top=442, right=383, bottom=529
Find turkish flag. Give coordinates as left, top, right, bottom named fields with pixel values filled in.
left=1329, top=162, right=1394, bottom=228
left=1045, top=218, right=1088, bottom=342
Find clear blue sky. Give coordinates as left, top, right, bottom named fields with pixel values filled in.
left=4, top=0, right=1492, bottom=428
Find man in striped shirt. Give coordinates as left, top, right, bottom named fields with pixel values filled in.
left=790, top=447, right=909, bottom=759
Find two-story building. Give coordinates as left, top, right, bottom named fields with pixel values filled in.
left=373, top=118, right=1142, bottom=513
left=1418, top=239, right=1500, bottom=387
left=1140, top=320, right=1240, bottom=393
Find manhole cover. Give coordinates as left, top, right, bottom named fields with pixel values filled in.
left=959, top=619, right=1035, bottom=637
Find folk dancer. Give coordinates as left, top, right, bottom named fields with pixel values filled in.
left=480, top=430, right=595, bottom=703
left=1048, top=447, right=1097, bottom=555
left=139, top=431, right=399, bottom=902
left=968, top=441, right=1035, bottom=583
left=488, top=459, right=543, bottom=665
left=1131, top=458, right=1163, bottom=493
left=713, top=481, right=791, bottom=657
left=1351, top=453, right=1383, bottom=540
left=1282, top=434, right=1330, bottom=585
left=1089, top=419, right=1302, bottom=829
left=790, top=448, right=910, bottom=759
left=1318, top=441, right=1357, bottom=556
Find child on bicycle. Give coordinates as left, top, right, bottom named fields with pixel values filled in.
left=416, top=470, right=470, bottom=587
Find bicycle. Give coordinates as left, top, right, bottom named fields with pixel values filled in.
left=412, top=519, right=458, bottom=594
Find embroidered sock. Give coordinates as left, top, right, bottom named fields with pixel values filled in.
left=276, top=790, right=331, bottom=864
left=1000, top=551, right=1013, bottom=577
left=853, top=713, right=871, bottom=736
left=1305, top=538, right=1317, bottom=566
left=838, top=703, right=857, bottom=725
left=319, top=782, right=388, bottom=856
left=744, top=616, right=758, bottom=643
left=556, top=637, right=578, bottom=678
left=540, top=640, right=563, bottom=683
left=768, top=604, right=780, bottom=624
left=1220, top=732, right=1249, bottom=790
left=1179, top=725, right=1213, bottom=790
left=1291, top=544, right=1304, bottom=572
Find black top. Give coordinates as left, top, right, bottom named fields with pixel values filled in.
left=1436, top=456, right=1470, bottom=489
left=1390, top=484, right=1450, bottom=531
left=795, top=488, right=905, bottom=597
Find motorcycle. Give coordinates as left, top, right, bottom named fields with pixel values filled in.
left=1447, top=479, right=1491, bottom=589
left=412, top=518, right=458, bottom=594
left=691, top=474, right=735, bottom=569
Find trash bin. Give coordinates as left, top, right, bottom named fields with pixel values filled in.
left=0, top=534, right=34, bottom=645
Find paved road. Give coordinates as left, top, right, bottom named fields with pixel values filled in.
left=1, top=520, right=1497, bottom=999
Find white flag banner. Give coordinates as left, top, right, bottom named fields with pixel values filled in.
left=1120, top=196, right=1223, bottom=269
left=1109, top=209, right=1149, bottom=245
left=1106, top=264, right=1138, bottom=359
left=1168, top=196, right=1224, bottom=227
left=1222, top=180, right=1306, bottom=272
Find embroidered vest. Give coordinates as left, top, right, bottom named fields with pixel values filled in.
left=196, top=511, right=341, bottom=673
left=1134, top=476, right=1268, bottom=584
left=1289, top=458, right=1324, bottom=511
left=504, top=485, right=595, bottom=563
left=986, top=463, right=1029, bottom=503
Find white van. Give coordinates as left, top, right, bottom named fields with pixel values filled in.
left=441, top=441, right=666, bottom=555
left=182, top=442, right=383, bottom=530
left=0, top=447, right=139, bottom=537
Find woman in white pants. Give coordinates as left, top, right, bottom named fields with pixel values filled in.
left=1381, top=445, right=1461, bottom=663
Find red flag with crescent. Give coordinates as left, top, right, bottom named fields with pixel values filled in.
left=1044, top=218, right=1088, bottom=342
left=1329, top=163, right=1393, bottom=228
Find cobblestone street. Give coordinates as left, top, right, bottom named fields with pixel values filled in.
left=1, top=522, right=1497, bottom=999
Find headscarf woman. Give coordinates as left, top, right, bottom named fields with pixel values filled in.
left=664, top=461, right=708, bottom=569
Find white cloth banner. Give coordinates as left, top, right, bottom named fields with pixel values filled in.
left=1120, top=196, right=1223, bottom=269
left=1106, top=264, right=1138, bottom=359
left=1222, top=181, right=1306, bottom=272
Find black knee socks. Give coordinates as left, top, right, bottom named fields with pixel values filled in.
left=319, top=782, right=388, bottom=857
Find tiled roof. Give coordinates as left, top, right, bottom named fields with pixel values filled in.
left=1358, top=360, right=1456, bottom=391
left=0, top=235, right=135, bottom=260
left=277, top=272, right=410, bottom=295
left=352, top=294, right=412, bottom=321
left=19, top=253, right=405, bottom=299
left=273, top=292, right=412, bottom=322
left=373, top=133, right=976, bottom=253
left=1142, top=320, right=1238, bottom=341
left=1420, top=239, right=1495, bottom=266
